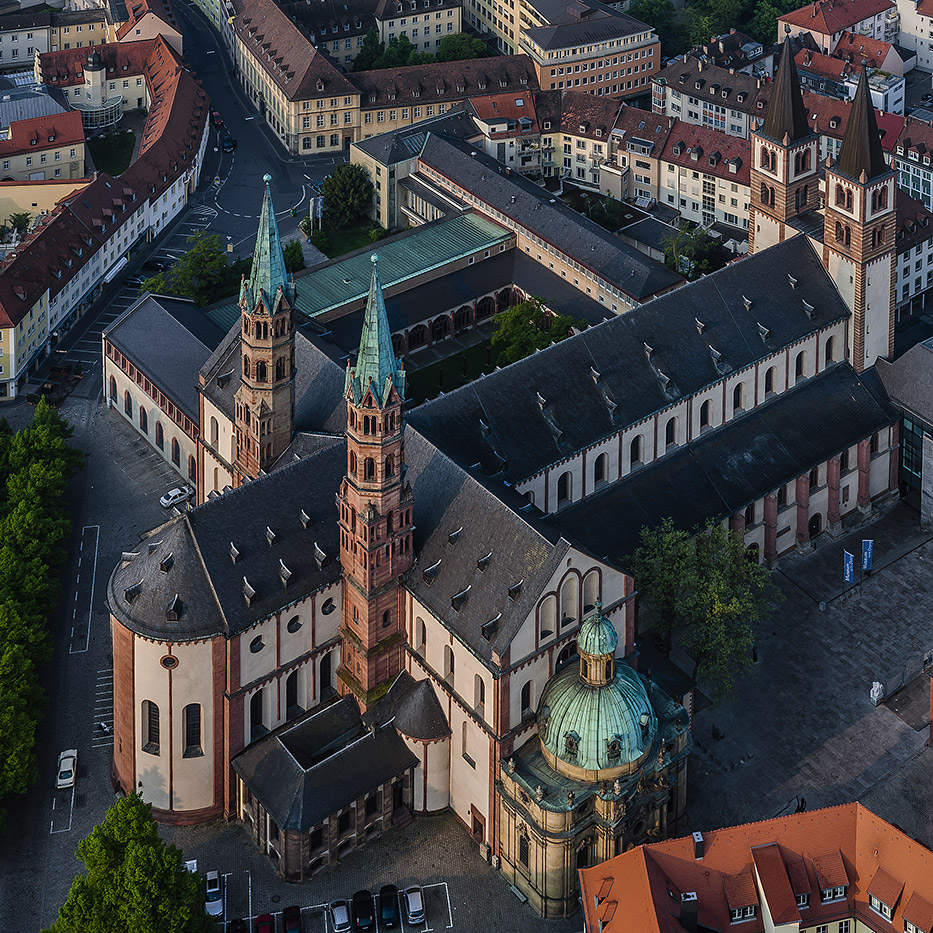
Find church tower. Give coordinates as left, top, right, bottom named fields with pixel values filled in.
left=337, top=255, right=413, bottom=709
left=234, top=174, right=296, bottom=481
left=822, top=70, right=896, bottom=371
left=749, top=37, right=819, bottom=254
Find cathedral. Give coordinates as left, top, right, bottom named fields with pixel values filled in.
left=103, top=43, right=903, bottom=918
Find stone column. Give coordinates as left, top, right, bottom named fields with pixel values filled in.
left=857, top=438, right=871, bottom=512
left=827, top=456, right=842, bottom=536
left=729, top=512, right=746, bottom=536
left=763, top=493, right=778, bottom=565
left=795, top=475, right=811, bottom=550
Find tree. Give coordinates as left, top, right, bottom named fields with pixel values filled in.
left=321, top=163, right=374, bottom=229
left=283, top=239, right=305, bottom=274
left=661, top=224, right=724, bottom=281
left=43, top=793, right=214, bottom=933
left=352, top=28, right=384, bottom=71
left=8, top=212, right=30, bottom=236
left=140, top=232, right=232, bottom=306
left=491, top=297, right=587, bottom=365
left=436, top=32, right=492, bottom=61
left=354, top=33, right=434, bottom=70
left=632, top=520, right=782, bottom=702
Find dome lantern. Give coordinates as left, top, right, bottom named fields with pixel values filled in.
left=577, top=599, right=617, bottom=687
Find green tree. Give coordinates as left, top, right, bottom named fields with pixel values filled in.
left=8, top=211, right=30, bottom=236
left=321, top=163, right=374, bottom=229
left=43, top=793, right=213, bottom=933
left=436, top=32, right=492, bottom=61
left=661, top=224, right=724, bottom=280
left=352, top=27, right=384, bottom=71
left=491, top=297, right=587, bottom=365
left=283, top=239, right=305, bottom=274
left=140, top=232, right=231, bottom=306
left=627, top=0, right=675, bottom=39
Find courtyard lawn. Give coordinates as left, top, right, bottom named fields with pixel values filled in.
left=87, top=131, right=136, bottom=176
left=407, top=339, right=501, bottom=406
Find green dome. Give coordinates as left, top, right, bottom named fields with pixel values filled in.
left=537, top=662, right=656, bottom=773
left=577, top=600, right=618, bottom=657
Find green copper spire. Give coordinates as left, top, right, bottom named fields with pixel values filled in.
left=241, top=173, right=291, bottom=310
left=347, top=254, right=405, bottom=408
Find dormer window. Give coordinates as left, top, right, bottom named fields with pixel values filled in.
left=821, top=886, right=846, bottom=902
left=729, top=906, right=756, bottom=923
left=795, top=893, right=809, bottom=908
left=868, top=895, right=893, bottom=920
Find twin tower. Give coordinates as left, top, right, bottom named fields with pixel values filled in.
left=749, top=39, right=896, bottom=371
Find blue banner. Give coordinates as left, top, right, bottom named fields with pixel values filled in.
left=316, top=197, right=323, bottom=219
left=862, top=539, right=873, bottom=572
left=844, top=550, right=855, bottom=583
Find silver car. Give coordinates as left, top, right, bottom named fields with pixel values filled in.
left=56, top=749, right=77, bottom=789
left=159, top=484, right=193, bottom=508
left=329, top=899, right=351, bottom=933
left=402, top=887, right=425, bottom=925
left=204, top=870, right=223, bottom=917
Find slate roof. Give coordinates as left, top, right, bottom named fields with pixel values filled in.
left=352, top=107, right=478, bottom=165
left=763, top=38, right=812, bottom=143
left=272, top=431, right=343, bottom=470
left=522, top=0, right=654, bottom=52
left=104, top=294, right=225, bottom=422
left=611, top=104, right=674, bottom=156
left=232, top=698, right=418, bottom=831
left=558, top=90, right=622, bottom=140
left=364, top=671, right=450, bottom=741
left=876, top=338, right=933, bottom=422
left=837, top=68, right=889, bottom=180
left=552, top=363, right=895, bottom=565
left=407, top=235, right=848, bottom=485
left=894, top=190, right=933, bottom=257
left=416, top=133, right=683, bottom=300
left=108, top=443, right=346, bottom=640
left=654, top=57, right=766, bottom=114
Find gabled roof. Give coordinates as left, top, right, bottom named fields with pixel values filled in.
left=796, top=46, right=861, bottom=81
left=762, top=38, right=812, bottom=143
left=611, top=104, right=674, bottom=155
left=558, top=90, right=622, bottom=140
left=0, top=110, right=84, bottom=158
left=468, top=90, right=539, bottom=137
left=351, top=106, right=478, bottom=165
left=778, top=0, right=894, bottom=35
left=661, top=119, right=749, bottom=183
left=654, top=56, right=767, bottom=115
left=835, top=29, right=897, bottom=66
left=836, top=67, right=889, bottom=181
left=799, top=90, right=902, bottom=148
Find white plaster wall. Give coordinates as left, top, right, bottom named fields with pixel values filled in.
left=278, top=597, right=314, bottom=667
left=870, top=449, right=892, bottom=497
left=447, top=703, right=490, bottom=841
left=239, top=616, right=277, bottom=687
left=865, top=254, right=894, bottom=367
left=313, top=584, right=342, bottom=646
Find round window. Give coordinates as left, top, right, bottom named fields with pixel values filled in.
left=286, top=615, right=302, bottom=634
left=250, top=635, right=264, bottom=653
left=321, top=598, right=336, bottom=615
left=160, top=655, right=178, bottom=670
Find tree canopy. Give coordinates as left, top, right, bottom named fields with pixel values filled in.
left=353, top=29, right=491, bottom=70
left=628, top=0, right=690, bottom=56
left=283, top=239, right=305, bottom=274
left=632, top=519, right=782, bottom=702
left=491, top=297, right=588, bottom=365
left=682, top=0, right=802, bottom=47
left=321, top=163, right=374, bottom=229
left=436, top=32, right=493, bottom=61
left=661, top=224, right=727, bottom=281
left=43, top=793, right=214, bottom=933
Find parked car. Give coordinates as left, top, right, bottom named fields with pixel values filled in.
left=204, top=870, right=223, bottom=917
left=378, top=885, right=399, bottom=928
left=254, top=915, right=274, bottom=933
left=351, top=890, right=374, bottom=931
left=142, top=258, right=167, bottom=272
left=56, top=749, right=77, bottom=789
left=160, top=484, right=194, bottom=508
left=402, top=886, right=425, bottom=925
left=282, top=905, right=302, bottom=932
left=329, top=899, right=351, bottom=933
left=222, top=134, right=237, bottom=152
left=212, top=111, right=224, bottom=126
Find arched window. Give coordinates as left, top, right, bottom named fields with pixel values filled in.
left=560, top=575, right=579, bottom=627
left=809, top=466, right=819, bottom=489
left=415, top=617, right=426, bottom=651
left=843, top=225, right=851, bottom=246
left=124, top=390, right=132, bottom=416
left=777, top=484, right=788, bottom=507
left=256, top=360, right=267, bottom=382
left=250, top=689, right=264, bottom=741
left=557, top=471, right=572, bottom=505
left=243, top=354, right=250, bottom=376
left=183, top=704, right=202, bottom=757
left=759, top=147, right=770, bottom=169
left=765, top=367, right=775, bottom=395
left=593, top=452, right=607, bottom=485
left=870, top=432, right=880, bottom=454
left=382, top=609, right=391, bottom=629
left=745, top=503, right=755, bottom=526
left=539, top=594, right=557, bottom=640
left=733, top=382, right=744, bottom=412
left=155, top=422, right=163, bottom=450
left=766, top=185, right=775, bottom=207
left=520, top=679, right=534, bottom=717
left=443, top=645, right=455, bottom=683
left=275, top=357, right=286, bottom=381
left=139, top=406, right=148, bottom=433
left=760, top=181, right=769, bottom=205
left=474, top=674, right=485, bottom=713
left=461, top=720, right=471, bottom=762
left=630, top=434, right=642, bottom=466
left=665, top=416, right=677, bottom=450
left=188, top=455, right=196, bottom=481
left=210, top=416, right=218, bottom=447
left=171, top=438, right=180, bottom=466
left=825, top=336, right=835, bottom=365
left=699, top=399, right=711, bottom=429
left=835, top=221, right=844, bottom=244
left=795, top=350, right=806, bottom=382
left=141, top=699, right=159, bottom=754
left=363, top=457, right=375, bottom=480
left=583, top=569, right=599, bottom=612
left=349, top=450, right=357, bottom=474
left=556, top=640, right=577, bottom=669
left=109, top=375, right=116, bottom=401
left=286, top=671, right=300, bottom=717
left=384, top=455, right=393, bottom=477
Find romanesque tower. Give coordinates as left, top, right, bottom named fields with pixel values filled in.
left=749, top=37, right=819, bottom=253
left=821, top=70, right=896, bottom=371
left=337, top=255, right=413, bottom=709
left=234, top=174, right=296, bottom=481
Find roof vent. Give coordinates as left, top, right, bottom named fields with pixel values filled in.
left=266, top=526, right=276, bottom=547
left=147, top=541, right=161, bottom=556
left=422, top=559, right=441, bottom=584
left=300, top=509, right=312, bottom=528
left=279, top=559, right=292, bottom=586
left=313, top=542, right=328, bottom=569
left=122, top=550, right=141, bottom=564
left=536, top=391, right=547, bottom=409
left=449, top=527, right=463, bottom=545
left=124, top=580, right=142, bottom=603
left=802, top=299, right=815, bottom=318
left=451, top=585, right=471, bottom=611
left=757, top=322, right=770, bottom=341
left=743, top=295, right=752, bottom=310
left=477, top=552, right=492, bottom=571
left=693, top=831, right=704, bottom=860
left=159, top=552, right=174, bottom=573
left=166, top=593, right=182, bottom=621
left=643, top=342, right=653, bottom=358
left=709, top=346, right=722, bottom=365
left=482, top=613, right=501, bottom=639
left=508, top=579, right=523, bottom=600
left=242, top=577, right=256, bottom=606
left=657, top=370, right=672, bottom=390
left=695, top=318, right=705, bottom=334
left=788, top=274, right=797, bottom=288
left=216, top=368, right=234, bottom=388
left=590, top=366, right=601, bottom=383
left=230, top=542, right=240, bottom=563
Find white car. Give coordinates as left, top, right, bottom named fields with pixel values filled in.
left=402, top=887, right=425, bottom=925
left=56, top=749, right=77, bottom=789
left=160, top=484, right=193, bottom=508
left=204, top=870, right=223, bottom=917
left=329, top=899, right=351, bottom=933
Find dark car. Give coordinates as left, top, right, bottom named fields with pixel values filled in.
left=351, top=890, right=374, bottom=931
left=142, top=259, right=166, bottom=272
left=222, top=134, right=237, bottom=152
left=378, top=885, right=399, bottom=928
left=254, top=915, right=274, bottom=933
left=282, top=905, right=302, bottom=933
left=212, top=110, right=224, bottom=126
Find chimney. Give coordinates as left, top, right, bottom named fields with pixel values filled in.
left=680, top=893, right=699, bottom=933
left=693, top=831, right=705, bottom=860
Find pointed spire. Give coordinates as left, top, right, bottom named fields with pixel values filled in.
left=242, top=173, right=291, bottom=310
left=836, top=69, right=888, bottom=182
left=347, top=254, right=405, bottom=408
left=761, top=37, right=811, bottom=143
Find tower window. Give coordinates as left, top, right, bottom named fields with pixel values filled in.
left=384, top=455, right=394, bottom=477
left=665, top=416, right=677, bottom=450
left=141, top=700, right=159, bottom=755
left=364, top=458, right=375, bottom=480
left=183, top=704, right=202, bottom=757
left=556, top=471, right=572, bottom=505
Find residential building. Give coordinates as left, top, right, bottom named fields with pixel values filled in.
left=893, top=190, right=933, bottom=318
left=778, top=0, right=898, bottom=54
left=372, top=0, right=463, bottom=60
left=600, top=104, right=673, bottom=200
left=892, top=117, right=933, bottom=211
left=579, top=803, right=933, bottom=933
left=835, top=29, right=906, bottom=73
left=554, top=90, right=620, bottom=186
left=651, top=56, right=769, bottom=139
left=795, top=44, right=905, bottom=113
left=114, top=0, right=183, bottom=55
left=893, top=0, right=933, bottom=71
left=0, top=110, right=85, bottom=181
left=0, top=8, right=109, bottom=70
left=688, top=28, right=773, bottom=77
left=468, top=90, right=543, bottom=175
left=801, top=89, right=903, bottom=162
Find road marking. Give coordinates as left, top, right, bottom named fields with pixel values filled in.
left=49, top=782, right=75, bottom=834
left=422, top=883, right=453, bottom=932
left=70, top=525, right=99, bottom=655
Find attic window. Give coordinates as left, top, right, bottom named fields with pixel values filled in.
left=124, top=581, right=142, bottom=603
left=449, top=527, right=463, bottom=545
left=422, top=559, right=441, bottom=584
left=477, top=552, right=492, bottom=572
left=266, top=526, right=276, bottom=547
left=313, top=542, right=328, bottom=569
left=279, top=559, right=292, bottom=586
left=802, top=299, right=815, bottom=318
left=166, top=593, right=182, bottom=621
left=300, top=509, right=312, bottom=529
left=481, top=613, right=501, bottom=639
left=757, top=322, right=771, bottom=341
left=451, top=585, right=471, bottom=611
left=159, top=553, right=174, bottom=573
left=243, top=576, right=256, bottom=606
left=508, top=579, right=523, bottom=600
left=788, top=274, right=797, bottom=288
left=743, top=295, right=753, bottom=311
left=230, top=542, right=240, bottom=563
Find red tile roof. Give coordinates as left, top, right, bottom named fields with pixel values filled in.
left=580, top=803, right=933, bottom=933
left=115, top=0, right=179, bottom=40
left=0, top=110, right=84, bottom=159
left=751, top=844, right=799, bottom=924
left=800, top=90, right=903, bottom=148
left=779, top=0, right=894, bottom=36
left=558, top=89, right=622, bottom=140
left=469, top=90, right=539, bottom=137
left=612, top=104, right=674, bottom=154
left=894, top=189, right=933, bottom=256
left=835, top=30, right=895, bottom=65
left=796, top=47, right=862, bottom=81
left=660, top=119, right=750, bottom=184
left=37, top=40, right=155, bottom=87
